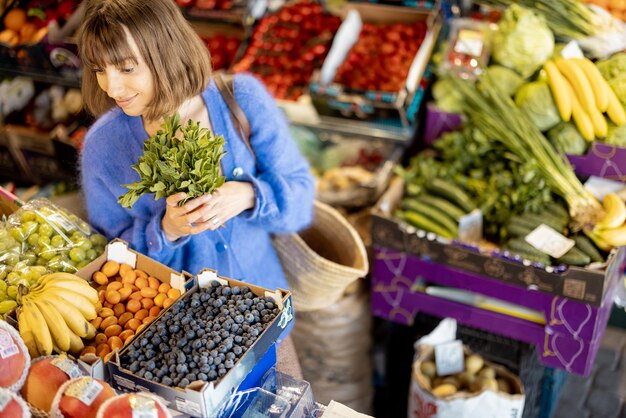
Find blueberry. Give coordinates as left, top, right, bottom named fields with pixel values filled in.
left=211, top=280, right=221, bottom=288
left=206, top=340, right=216, bottom=350
left=129, top=361, right=139, bottom=372
left=224, top=359, right=234, bottom=369
left=234, top=335, right=243, bottom=344
left=233, top=345, right=242, bottom=356
left=200, top=364, right=211, bottom=374
left=162, top=376, right=173, bottom=386
left=144, top=371, right=153, bottom=380
left=214, top=356, right=223, bottom=365
left=218, top=368, right=227, bottom=377
left=179, top=378, right=190, bottom=387
left=226, top=352, right=235, bottom=361
left=222, top=287, right=232, bottom=296
left=262, top=315, right=272, bottom=323
left=245, top=313, right=255, bottom=324
left=232, top=287, right=241, bottom=295
left=208, top=370, right=218, bottom=380
left=198, top=372, right=208, bottom=381
left=177, top=338, right=187, bottom=348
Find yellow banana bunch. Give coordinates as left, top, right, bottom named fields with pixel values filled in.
left=17, top=272, right=98, bottom=357
left=545, top=58, right=626, bottom=141
left=591, top=193, right=626, bottom=248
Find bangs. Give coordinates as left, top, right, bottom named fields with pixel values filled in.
left=80, top=20, right=137, bottom=69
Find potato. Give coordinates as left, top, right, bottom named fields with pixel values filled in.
left=420, top=361, right=437, bottom=378
left=432, top=383, right=457, bottom=397
left=471, top=377, right=499, bottom=392
left=497, top=378, right=512, bottom=394
left=478, top=366, right=496, bottom=380
left=441, top=376, right=461, bottom=389
left=456, top=371, right=476, bottom=390
left=465, top=354, right=484, bottom=375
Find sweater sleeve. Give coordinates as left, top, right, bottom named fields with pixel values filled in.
left=80, top=124, right=189, bottom=265
left=234, top=74, right=315, bottom=233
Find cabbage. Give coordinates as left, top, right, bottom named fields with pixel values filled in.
left=483, top=65, right=525, bottom=97
left=547, top=122, right=586, bottom=155
left=432, top=77, right=465, bottom=114
left=515, top=81, right=561, bottom=131
left=492, top=4, right=554, bottom=79
left=605, top=122, right=626, bottom=147
left=597, top=53, right=626, bottom=108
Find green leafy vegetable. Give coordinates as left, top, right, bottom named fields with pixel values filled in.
left=492, top=4, right=554, bottom=78
left=118, top=113, right=226, bottom=209
left=547, top=122, right=587, bottom=155
left=484, top=65, right=525, bottom=97
left=515, top=81, right=561, bottom=131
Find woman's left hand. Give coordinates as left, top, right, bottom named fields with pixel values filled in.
left=185, top=181, right=255, bottom=230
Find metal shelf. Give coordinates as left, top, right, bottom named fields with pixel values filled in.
left=0, top=67, right=81, bottom=88
left=290, top=116, right=417, bottom=143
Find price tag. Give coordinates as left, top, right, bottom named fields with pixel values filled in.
left=131, top=395, right=159, bottom=418
left=66, top=379, right=103, bottom=406
left=52, top=356, right=83, bottom=379
left=434, top=340, right=465, bottom=376
left=525, top=224, right=575, bottom=259
left=458, top=209, right=483, bottom=243
left=454, top=29, right=484, bottom=57
left=0, top=330, right=18, bottom=359
left=584, top=176, right=625, bottom=201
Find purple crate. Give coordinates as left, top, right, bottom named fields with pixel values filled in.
left=567, top=142, right=626, bottom=182
left=422, top=103, right=463, bottom=145
left=372, top=245, right=620, bottom=375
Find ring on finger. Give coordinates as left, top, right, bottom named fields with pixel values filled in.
left=211, top=216, right=220, bottom=225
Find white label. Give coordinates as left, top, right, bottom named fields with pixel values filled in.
left=525, top=224, right=575, bottom=259
left=66, top=379, right=103, bottom=406
left=0, top=391, right=10, bottom=411
left=560, top=41, right=585, bottom=59
left=584, top=176, right=626, bottom=201
left=51, top=357, right=83, bottom=379
left=174, top=397, right=202, bottom=416
left=45, top=212, right=76, bottom=232
left=131, top=395, right=159, bottom=418
left=454, top=29, right=484, bottom=57
left=458, top=209, right=483, bottom=243
left=434, top=340, right=465, bottom=376
left=0, top=330, right=18, bottom=359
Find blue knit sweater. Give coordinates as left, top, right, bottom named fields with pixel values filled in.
left=80, top=74, right=315, bottom=291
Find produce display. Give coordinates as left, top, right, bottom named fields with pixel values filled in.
left=584, top=0, right=626, bottom=21
left=334, top=20, right=427, bottom=92
left=0, top=386, right=30, bottom=418
left=0, top=201, right=107, bottom=318
left=97, top=393, right=171, bottom=418
left=119, top=280, right=279, bottom=388
left=233, top=0, right=341, bottom=100
left=82, top=261, right=182, bottom=360
left=0, top=320, right=30, bottom=391
left=51, top=376, right=117, bottom=418
left=200, top=33, right=242, bottom=70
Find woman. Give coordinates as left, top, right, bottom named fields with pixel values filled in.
left=77, top=0, right=315, bottom=295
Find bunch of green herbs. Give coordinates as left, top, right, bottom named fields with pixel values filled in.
left=119, top=113, right=226, bottom=209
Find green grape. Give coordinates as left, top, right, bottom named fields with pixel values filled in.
left=26, top=233, right=39, bottom=247
left=0, top=291, right=8, bottom=301
left=6, top=285, right=18, bottom=300
left=0, top=229, right=8, bottom=240
left=51, top=235, right=67, bottom=248
left=0, top=270, right=5, bottom=281
left=0, top=281, right=7, bottom=292
left=75, top=260, right=90, bottom=269
left=0, top=242, right=6, bottom=252
left=37, top=235, right=51, bottom=247
left=70, top=231, right=84, bottom=242
left=6, top=272, right=21, bottom=286
left=22, top=252, right=37, bottom=266
left=36, top=257, right=47, bottom=266
left=9, top=227, right=25, bottom=242
left=2, top=253, right=19, bottom=267
left=0, top=300, right=17, bottom=314
left=21, top=221, right=38, bottom=238
left=20, top=269, right=34, bottom=282
left=69, top=247, right=86, bottom=262
left=38, top=245, right=56, bottom=261
left=77, top=238, right=93, bottom=251
left=20, top=210, right=36, bottom=223
left=90, top=234, right=108, bottom=247
left=38, top=223, right=53, bottom=237
left=78, top=222, right=92, bottom=234
left=86, top=248, right=97, bottom=261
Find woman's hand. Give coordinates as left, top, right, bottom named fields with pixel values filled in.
left=161, top=182, right=255, bottom=242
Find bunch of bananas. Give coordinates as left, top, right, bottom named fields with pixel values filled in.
left=17, top=273, right=98, bottom=358
left=544, top=57, right=626, bottom=141
left=587, top=193, right=626, bottom=249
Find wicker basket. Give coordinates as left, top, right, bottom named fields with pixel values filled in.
left=272, top=201, right=369, bottom=312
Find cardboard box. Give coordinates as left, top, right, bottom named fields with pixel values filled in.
left=107, top=269, right=294, bottom=417
left=372, top=177, right=625, bottom=306
left=74, top=239, right=194, bottom=379
left=308, top=3, right=441, bottom=128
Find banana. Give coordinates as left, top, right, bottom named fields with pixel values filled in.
left=38, top=288, right=97, bottom=320
left=588, top=106, right=608, bottom=138
left=606, top=86, right=626, bottom=126
left=564, top=80, right=595, bottom=141
left=573, top=58, right=609, bottom=112
left=556, top=59, right=597, bottom=115
left=597, top=193, right=626, bottom=230
left=585, top=229, right=612, bottom=252
left=17, top=309, right=40, bottom=358
left=68, top=331, right=85, bottom=356
left=45, top=294, right=96, bottom=338
left=34, top=280, right=99, bottom=305
left=22, top=301, right=53, bottom=356
left=544, top=60, right=572, bottom=122
left=595, top=224, right=626, bottom=247
left=33, top=299, right=71, bottom=353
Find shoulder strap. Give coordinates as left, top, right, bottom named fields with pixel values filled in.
left=214, top=72, right=255, bottom=161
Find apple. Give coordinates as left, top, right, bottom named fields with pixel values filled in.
left=0, top=324, right=29, bottom=391
left=53, top=377, right=116, bottom=418
left=21, top=354, right=85, bottom=412
left=96, top=393, right=171, bottom=418
left=0, top=387, right=29, bottom=418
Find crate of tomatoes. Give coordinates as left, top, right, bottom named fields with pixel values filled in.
left=309, top=2, right=442, bottom=128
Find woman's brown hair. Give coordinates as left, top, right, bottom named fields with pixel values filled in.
left=78, top=0, right=212, bottom=121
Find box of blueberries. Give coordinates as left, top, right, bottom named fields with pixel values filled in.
left=107, top=268, right=294, bottom=417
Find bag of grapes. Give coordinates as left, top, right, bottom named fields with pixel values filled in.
left=408, top=319, right=525, bottom=418
left=0, top=199, right=108, bottom=315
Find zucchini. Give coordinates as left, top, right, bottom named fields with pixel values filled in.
left=398, top=211, right=455, bottom=239
left=545, top=201, right=569, bottom=220
left=425, top=178, right=476, bottom=213
left=556, top=246, right=591, bottom=266
left=506, top=221, right=535, bottom=238
left=506, top=238, right=549, bottom=259
left=535, top=208, right=568, bottom=230
left=573, top=235, right=604, bottom=263
left=517, top=212, right=564, bottom=233
left=415, top=193, right=467, bottom=221
left=402, top=199, right=459, bottom=236
left=506, top=249, right=551, bottom=265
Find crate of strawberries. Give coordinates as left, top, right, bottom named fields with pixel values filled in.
left=309, top=2, right=442, bottom=128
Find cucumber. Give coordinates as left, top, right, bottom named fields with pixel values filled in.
left=424, top=178, right=476, bottom=213
left=517, top=212, right=564, bottom=233
left=556, top=247, right=591, bottom=266
left=508, top=215, right=540, bottom=230
left=505, top=248, right=551, bottom=265
left=573, top=235, right=604, bottom=263
left=545, top=201, right=569, bottom=220
left=506, top=238, right=549, bottom=259
left=399, top=211, right=455, bottom=239
left=415, top=193, right=467, bottom=221
left=402, top=199, right=459, bottom=236
left=536, top=208, right=568, bottom=230
left=506, top=221, right=535, bottom=238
